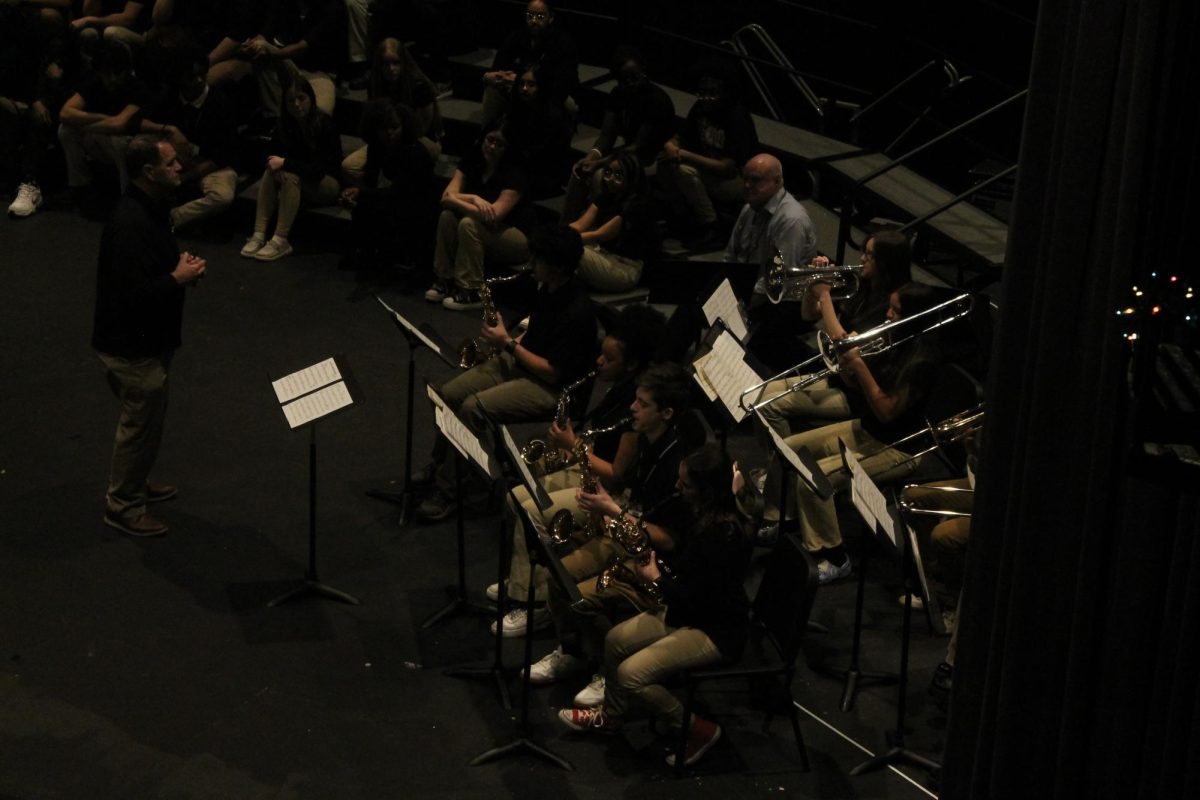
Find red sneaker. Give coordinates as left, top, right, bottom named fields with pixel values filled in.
left=558, top=706, right=621, bottom=733
left=666, top=716, right=722, bottom=767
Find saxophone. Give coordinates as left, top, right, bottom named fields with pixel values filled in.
left=521, top=369, right=598, bottom=475
left=595, top=514, right=670, bottom=605
left=545, top=414, right=633, bottom=545
left=458, top=273, right=524, bottom=368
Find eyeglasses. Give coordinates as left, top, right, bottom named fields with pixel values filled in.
left=526, top=11, right=548, bottom=21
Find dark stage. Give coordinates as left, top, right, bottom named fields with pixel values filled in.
left=0, top=207, right=950, bottom=799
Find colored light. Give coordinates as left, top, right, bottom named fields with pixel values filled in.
left=1152, top=306, right=1161, bottom=314
left=1170, top=276, right=1178, bottom=282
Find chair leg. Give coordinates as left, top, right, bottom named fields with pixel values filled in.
left=788, top=701, right=811, bottom=772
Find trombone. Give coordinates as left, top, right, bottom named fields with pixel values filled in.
left=765, top=255, right=864, bottom=305
left=739, top=292, right=975, bottom=414
left=830, top=404, right=985, bottom=477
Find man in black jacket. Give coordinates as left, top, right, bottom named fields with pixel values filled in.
left=93, top=135, right=206, bottom=537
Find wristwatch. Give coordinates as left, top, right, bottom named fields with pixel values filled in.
left=504, top=338, right=518, bottom=355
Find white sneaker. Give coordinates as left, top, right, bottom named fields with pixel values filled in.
left=522, top=646, right=585, bottom=685
left=485, top=582, right=502, bottom=602
left=573, top=673, right=605, bottom=708
left=8, top=182, right=42, bottom=217
left=490, top=606, right=552, bottom=638
left=255, top=237, right=293, bottom=261
left=240, top=235, right=266, bottom=257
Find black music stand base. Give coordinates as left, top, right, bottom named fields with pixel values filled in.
left=834, top=550, right=896, bottom=711
left=850, top=745, right=941, bottom=776
left=269, top=575, right=361, bottom=607
left=443, top=663, right=512, bottom=711
left=470, top=737, right=573, bottom=770
left=423, top=584, right=493, bottom=629
left=365, top=486, right=416, bottom=527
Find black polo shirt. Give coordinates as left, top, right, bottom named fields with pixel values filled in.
left=519, top=278, right=597, bottom=389
left=628, top=425, right=693, bottom=544
left=580, top=377, right=636, bottom=463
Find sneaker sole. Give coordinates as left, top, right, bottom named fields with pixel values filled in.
left=491, top=617, right=553, bottom=638
left=102, top=514, right=168, bottom=537
left=255, top=250, right=292, bottom=262
left=557, top=710, right=618, bottom=733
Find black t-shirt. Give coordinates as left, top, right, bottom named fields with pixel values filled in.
left=580, top=378, right=636, bottom=463
left=456, top=148, right=536, bottom=234
left=262, top=0, right=348, bottom=76
left=604, top=81, right=675, bottom=164
left=493, top=25, right=578, bottom=103
left=77, top=72, right=149, bottom=118
left=628, top=426, right=693, bottom=543
left=679, top=100, right=758, bottom=166
left=846, top=348, right=941, bottom=443
left=593, top=195, right=659, bottom=262
left=519, top=278, right=598, bottom=389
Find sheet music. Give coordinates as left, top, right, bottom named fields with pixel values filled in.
left=281, top=381, right=353, bottom=429
left=840, top=440, right=897, bottom=546
left=689, top=352, right=719, bottom=401
left=430, top=390, right=491, bottom=475
left=758, top=410, right=822, bottom=491
left=701, top=279, right=748, bottom=342
left=698, top=331, right=761, bottom=422
left=272, top=357, right=342, bottom=403
left=374, top=295, right=444, bottom=356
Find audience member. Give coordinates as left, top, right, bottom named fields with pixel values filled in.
left=504, top=61, right=573, bottom=199
left=568, top=151, right=659, bottom=293
left=426, top=122, right=536, bottom=311
left=561, top=46, right=674, bottom=222
left=1, top=33, right=72, bottom=218
left=147, top=0, right=235, bottom=52
left=240, top=76, right=342, bottom=262
left=339, top=99, right=436, bottom=271
left=481, top=0, right=578, bottom=127
left=72, top=1, right=152, bottom=53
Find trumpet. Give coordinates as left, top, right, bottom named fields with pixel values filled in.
left=766, top=253, right=864, bottom=305
left=521, top=370, right=598, bottom=474
left=740, top=292, right=975, bottom=413
left=458, top=273, right=525, bottom=368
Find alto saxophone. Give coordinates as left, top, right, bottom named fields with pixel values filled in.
left=458, top=273, right=524, bottom=369
left=595, top=514, right=670, bottom=604
left=546, top=414, right=633, bottom=545
left=521, top=369, right=598, bottom=475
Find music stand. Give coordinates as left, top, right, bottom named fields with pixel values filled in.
left=267, top=356, right=362, bottom=608
left=840, top=444, right=941, bottom=777
left=421, top=386, right=499, bottom=629
left=691, top=321, right=765, bottom=452
left=469, top=429, right=575, bottom=770
left=366, top=295, right=457, bottom=526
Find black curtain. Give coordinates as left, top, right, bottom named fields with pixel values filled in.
left=942, top=1, right=1200, bottom=798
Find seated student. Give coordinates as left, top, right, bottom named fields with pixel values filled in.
left=1, top=30, right=72, bottom=218
left=657, top=66, right=758, bottom=251
left=480, top=0, right=577, bottom=127
left=58, top=40, right=151, bottom=197
left=526, top=364, right=697, bottom=707
left=341, top=37, right=442, bottom=185
left=72, top=1, right=152, bottom=52
left=414, top=225, right=599, bottom=522
left=504, top=62, right=573, bottom=200
left=426, top=121, right=536, bottom=311
left=148, top=0, right=235, bottom=52
left=240, top=76, right=341, bottom=262
left=567, top=151, right=659, bottom=293
left=775, top=282, right=949, bottom=583
left=142, top=47, right=239, bottom=230
left=558, top=445, right=754, bottom=770
left=491, top=304, right=667, bottom=636
left=339, top=99, right=436, bottom=271
left=561, top=46, right=675, bottom=222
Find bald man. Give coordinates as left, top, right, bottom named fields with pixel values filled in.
left=723, top=153, right=817, bottom=309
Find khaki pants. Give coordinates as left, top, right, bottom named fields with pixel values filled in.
left=603, top=610, right=723, bottom=725
left=98, top=352, right=171, bottom=522
left=505, top=464, right=585, bottom=604
left=577, top=245, right=642, bottom=293
left=58, top=124, right=131, bottom=189
left=433, top=210, right=529, bottom=290
left=253, top=169, right=340, bottom=240
left=171, top=167, right=238, bottom=230
left=657, top=159, right=743, bottom=226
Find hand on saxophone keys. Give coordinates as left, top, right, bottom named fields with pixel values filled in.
left=635, top=551, right=661, bottom=583
left=576, top=483, right=621, bottom=518
left=479, top=311, right=509, bottom=346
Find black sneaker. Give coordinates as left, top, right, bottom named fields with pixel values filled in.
left=424, top=281, right=450, bottom=302
left=442, top=288, right=482, bottom=311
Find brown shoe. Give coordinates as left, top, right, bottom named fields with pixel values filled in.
left=146, top=482, right=178, bottom=503
left=103, top=511, right=168, bottom=537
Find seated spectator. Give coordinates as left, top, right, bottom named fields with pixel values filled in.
left=339, top=99, right=436, bottom=271
left=561, top=46, right=674, bottom=222
left=1, top=30, right=72, bottom=218
left=72, top=1, right=152, bottom=53
left=147, top=0, right=236, bottom=52
left=505, top=62, right=573, bottom=199
left=426, top=121, right=536, bottom=311
left=206, top=0, right=347, bottom=119
left=568, top=152, right=659, bottom=293
left=58, top=40, right=151, bottom=196
left=240, top=76, right=341, bottom=262
left=341, top=37, right=442, bottom=185
left=481, top=0, right=578, bottom=127
left=657, top=67, right=757, bottom=251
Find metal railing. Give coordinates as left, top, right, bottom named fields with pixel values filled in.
left=834, top=89, right=1028, bottom=265
left=722, top=24, right=824, bottom=123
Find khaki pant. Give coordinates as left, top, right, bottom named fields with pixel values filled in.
left=657, top=159, right=743, bottom=226
left=253, top=169, right=340, bottom=240
left=58, top=124, right=130, bottom=189
left=603, top=610, right=723, bottom=725
left=505, top=464, right=585, bottom=604
left=433, top=210, right=529, bottom=290
left=577, top=244, right=642, bottom=293
left=901, top=478, right=973, bottom=600
left=171, top=167, right=238, bottom=230
left=98, top=352, right=171, bottom=522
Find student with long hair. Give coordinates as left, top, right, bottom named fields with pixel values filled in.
left=240, top=76, right=341, bottom=261
left=567, top=151, right=658, bottom=293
